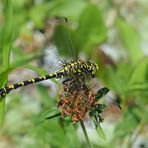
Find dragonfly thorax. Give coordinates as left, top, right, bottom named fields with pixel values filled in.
left=57, top=60, right=98, bottom=79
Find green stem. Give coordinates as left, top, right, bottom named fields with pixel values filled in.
left=80, top=121, right=93, bottom=148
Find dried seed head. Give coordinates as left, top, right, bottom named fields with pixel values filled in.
left=58, top=84, right=100, bottom=123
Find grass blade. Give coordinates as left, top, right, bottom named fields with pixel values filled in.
left=0, top=0, right=13, bottom=127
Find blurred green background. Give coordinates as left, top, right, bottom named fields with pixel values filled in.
left=0, top=0, right=148, bottom=148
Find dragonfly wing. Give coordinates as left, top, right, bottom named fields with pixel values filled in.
left=44, top=45, right=64, bottom=73
left=52, top=17, right=78, bottom=60
left=41, top=17, right=78, bottom=73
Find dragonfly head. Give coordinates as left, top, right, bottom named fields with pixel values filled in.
left=87, top=61, right=98, bottom=77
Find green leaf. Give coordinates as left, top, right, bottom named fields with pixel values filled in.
left=39, top=107, right=61, bottom=122
left=37, top=85, right=55, bottom=107
left=127, top=58, right=148, bottom=84
left=92, top=116, right=106, bottom=140
left=29, top=3, right=48, bottom=28
left=76, top=4, right=107, bottom=55
left=10, top=52, right=42, bottom=69
left=0, top=28, right=2, bottom=64
left=104, top=65, right=127, bottom=94
left=114, top=107, right=141, bottom=138
left=49, top=0, right=86, bottom=21
left=95, top=87, right=110, bottom=101
left=123, top=82, right=148, bottom=95
left=96, top=123, right=106, bottom=140
left=0, top=68, right=13, bottom=87
left=116, top=19, right=143, bottom=63
left=23, top=65, right=48, bottom=75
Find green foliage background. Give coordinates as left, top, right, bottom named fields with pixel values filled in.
left=0, top=0, right=148, bottom=148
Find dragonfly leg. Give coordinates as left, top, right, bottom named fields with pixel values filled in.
left=62, top=78, right=73, bottom=85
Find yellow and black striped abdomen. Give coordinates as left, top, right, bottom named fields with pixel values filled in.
left=0, top=60, right=98, bottom=97
left=0, top=73, right=57, bottom=97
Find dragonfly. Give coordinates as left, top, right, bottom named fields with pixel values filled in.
left=0, top=17, right=98, bottom=97
left=0, top=17, right=121, bottom=124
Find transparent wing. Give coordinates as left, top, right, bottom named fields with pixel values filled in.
left=52, top=17, right=77, bottom=60
left=96, top=87, right=121, bottom=108
left=95, top=87, right=121, bottom=119
left=102, top=94, right=121, bottom=120
left=104, top=93, right=121, bottom=110
left=44, top=45, right=64, bottom=73
left=41, top=17, right=78, bottom=73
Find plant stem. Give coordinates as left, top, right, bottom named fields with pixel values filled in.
left=80, top=121, right=93, bottom=148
